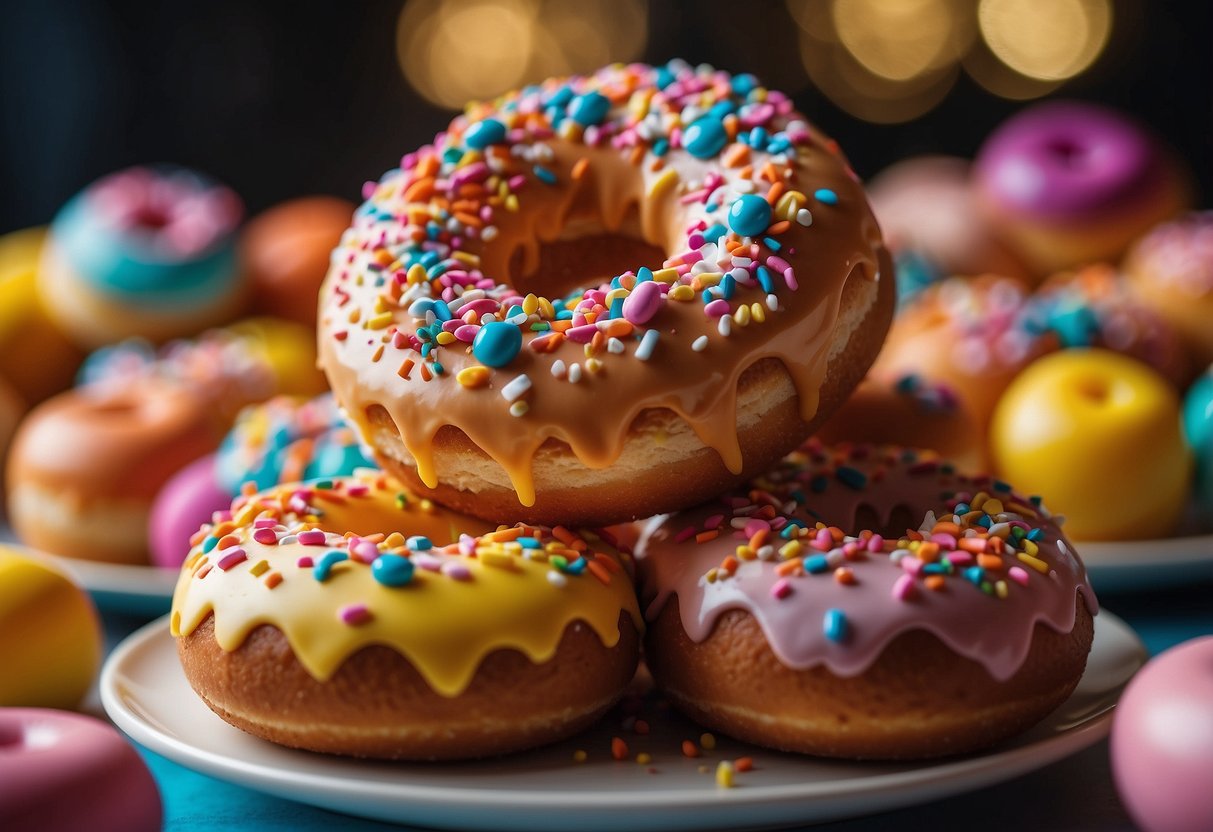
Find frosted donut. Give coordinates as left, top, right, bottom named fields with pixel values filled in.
left=171, top=472, right=642, bottom=759
left=0, top=228, right=85, bottom=406
left=148, top=454, right=231, bottom=570
left=974, top=101, right=1188, bottom=276
left=0, top=545, right=101, bottom=709
left=319, top=61, right=893, bottom=527
left=38, top=165, right=247, bottom=348
left=867, top=155, right=1033, bottom=297
left=241, top=196, right=356, bottom=326
left=638, top=442, right=1096, bottom=760
left=6, top=379, right=226, bottom=564
left=215, top=394, right=376, bottom=496
left=1125, top=212, right=1213, bottom=368
left=0, top=708, right=161, bottom=832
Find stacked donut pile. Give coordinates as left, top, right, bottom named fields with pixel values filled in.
left=0, top=167, right=371, bottom=566
left=170, top=62, right=1097, bottom=762
left=824, top=101, right=1213, bottom=541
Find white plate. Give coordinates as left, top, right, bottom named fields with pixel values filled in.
left=101, top=611, right=1145, bottom=831
left=1079, top=532, right=1213, bottom=592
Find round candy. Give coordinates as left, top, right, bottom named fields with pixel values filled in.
left=1111, top=636, right=1213, bottom=832
left=0, top=545, right=101, bottom=709
left=148, top=454, right=230, bottom=569
left=0, top=708, right=162, bottom=832
left=683, top=116, right=728, bottom=159
left=465, top=118, right=506, bottom=149
left=728, top=195, right=773, bottom=238
left=569, top=91, right=610, bottom=126
left=472, top=321, right=522, bottom=368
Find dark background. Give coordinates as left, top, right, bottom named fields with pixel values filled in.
left=2, top=0, right=1210, bottom=234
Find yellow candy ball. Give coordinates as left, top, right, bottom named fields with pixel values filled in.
left=0, top=545, right=102, bottom=708
left=990, top=349, right=1193, bottom=541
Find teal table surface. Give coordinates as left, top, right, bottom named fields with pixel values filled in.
left=104, top=581, right=1213, bottom=832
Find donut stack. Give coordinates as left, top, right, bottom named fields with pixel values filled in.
left=171, top=62, right=1096, bottom=763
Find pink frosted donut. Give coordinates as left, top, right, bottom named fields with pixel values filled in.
left=0, top=708, right=161, bottom=832
left=974, top=101, right=1188, bottom=277
left=638, top=441, right=1097, bottom=759
left=147, top=453, right=229, bottom=569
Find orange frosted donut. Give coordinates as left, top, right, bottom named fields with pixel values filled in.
left=319, top=61, right=892, bottom=527
left=638, top=442, right=1096, bottom=760
left=6, top=380, right=225, bottom=564
left=171, top=472, right=642, bottom=759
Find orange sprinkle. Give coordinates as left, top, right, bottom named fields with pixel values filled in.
left=721, top=555, right=739, bottom=574
left=738, top=165, right=753, bottom=180
left=735, top=756, right=754, bottom=772
left=748, top=529, right=769, bottom=550
left=196, top=564, right=213, bottom=580
left=760, top=161, right=780, bottom=183
left=592, top=553, right=621, bottom=573
left=925, top=575, right=947, bottom=592
left=681, top=740, right=700, bottom=758
left=977, top=554, right=1005, bottom=571
left=722, top=143, right=750, bottom=168
left=488, top=527, right=526, bottom=542
left=217, top=534, right=240, bottom=551
left=553, top=526, right=579, bottom=545
left=775, top=559, right=803, bottom=577
left=453, top=211, right=482, bottom=229
left=767, top=220, right=790, bottom=235
left=265, top=572, right=283, bottom=589
left=189, top=528, right=208, bottom=546
left=958, top=538, right=987, bottom=554
left=834, top=566, right=856, bottom=585
left=587, top=560, right=612, bottom=585
left=419, top=362, right=432, bottom=382
left=695, top=530, right=720, bottom=544
left=629, top=145, right=645, bottom=166
left=397, top=359, right=415, bottom=379
left=916, top=542, right=941, bottom=562
left=571, top=157, right=590, bottom=180
left=932, top=521, right=962, bottom=536
left=402, top=178, right=435, bottom=203
left=603, top=319, right=634, bottom=339
left=611, top=737, right=629, bottom=761
left=766, top=181, right=787, bottom=204
left=416, top=154, right=440, bottom=178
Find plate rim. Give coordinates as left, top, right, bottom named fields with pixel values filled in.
left=101, top=611, right=1143, bottom=820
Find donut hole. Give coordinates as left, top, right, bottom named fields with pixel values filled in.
left=1045, top=137, right=1087, bottom=168
left=507, top=214, right=666, bottom=299
left=1075, top=377, right=1111, bottom=404
left=851, top=503, right=919, bottom=539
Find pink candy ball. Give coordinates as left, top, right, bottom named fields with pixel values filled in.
left=1111, top=636, right=1213, bottom=832
left=148, top=454, right=230, bottom=569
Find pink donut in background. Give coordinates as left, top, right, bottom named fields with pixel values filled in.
left=1111, top=636, right=1213, bottom=832
left=148, top=453, right=229, bottom=569
left=974, top=101, right=1189, bottom=277
left=0, top=708, right=162, bottom=832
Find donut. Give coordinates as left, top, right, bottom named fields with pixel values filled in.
left=37, top=165, right=247, bottom=348
left=172, top=471, right=642, bottom=759
left=215, top=393, right=376, bottom=496
left=1124, top=212, right=1213, bottom=368
left=148, top=454, right=230, bottom=570
left=6, top=379, right=226, bottom=564
left=867, top=155, right=1033, bottom=296
left=814, top=376, right=987, bottom=473
left=318, top=61, right=893, bottom=527
left=0, top=708, right=162, bottom=832
left=0, top=377, right=22, bottom=481
left=974, top=101, right=1189, bottom=277
left=241, top=196, right=356, bottom=325
left=637, top=442, right=1096, bottom=760
left=0, top=228, right=85, bottom=406
left=1111, top=636, right=1213, bottom=832
left=0, top=545, right=101, bottom=709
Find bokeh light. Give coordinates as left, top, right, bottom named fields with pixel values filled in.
left=832, top=0, right=973, bottom=82
left=978, top=0, right=1112, bottom=81
left=396, top=0, right=647, bottom=110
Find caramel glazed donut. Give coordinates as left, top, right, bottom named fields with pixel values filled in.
left=319, top=61, right=893, bottom=527
left=171, top=471, right=642, bottom=760
left=637, top=442, right=1097, bottom=760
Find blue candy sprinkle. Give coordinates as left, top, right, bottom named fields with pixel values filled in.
left=652, top=138, right=670, bottom=157
left=372, top=554, right=415, bottom=587
left=814, top=188, right=838, bottom=205
left=805, top=554, right=830, bottom=574
left=569, top=91, right=610, bottom=126
left=314, top=550, right=348, bottom=582
left=683, top=116, right=728, bottom=159
left=534, top=165, right=557, bottom=185
left=835, top=466, right=868, bottom=490
left=202, top=536, right=219, bottom=554
left=823, top=609, right=848, bottom=643
left=465, top=118, right=507, bottom=150
left=472, top=322, right=522, bottom=367
left=964, top=566, right=986, bottom=586
left=731, top=73, right=758, bottom=95
left=406, top=535, right=433, bottom=551
left=728, top=194, right=773, bottom=238
left=637, top=266, right=654, bottom=282
left=518, top=537, right=541, bottom=549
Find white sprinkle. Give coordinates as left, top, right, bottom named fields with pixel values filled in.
left=550, top=359, right=567, bottom=378
left=446, top=289, right=486, bottom=312
left=730, top=256, right=753, bottom=268
left=607, top=337, right=625, bottom=354
left=505, top=312, right=529, bottom=326
left=796, top=208, right=813, bottom=226
left=509, top=401, right=529, bottom=417
left=635, top=329, right=659, bottom=361
left=481, top=226, right=498, bottom=241
left=757, top=545, right=776, bottom=561
left=717, top=315, right=732, bottom=336
left=501, top=374, right=532, bottom=402
left=568, top=363, right=583, bottom=383
left=1058, top=539, right=1069, bottom=556
left=766, top=294, right=779, bottom=311
left=692, top=335, right=709, bottom=352
left=547, top=570, right=568, bottom=587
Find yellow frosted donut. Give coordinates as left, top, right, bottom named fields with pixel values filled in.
left=0, top=545, right=102, bottom=709
left=171, top=471, right=642, bottom=759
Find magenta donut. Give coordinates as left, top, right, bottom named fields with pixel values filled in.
left=974, top=101, right=1188, bottom=276
left=0, top=708, right=161, bottom=832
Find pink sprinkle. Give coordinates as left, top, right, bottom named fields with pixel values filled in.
left=770, top=578, right=792, bottom=600
left=743, top=519, right=770, bottom=538
left=414, top=553, right=443, bottom=572
left=900, top=556, right=924, bottom=577
left=296, top=556, right=315, bottom=568
left=814, top=527, right=834, bottom=550
left=946, top=551, right=974, bottom=567
left=867, top=534, right=884, bottom=552
left=339, top=603, right=372, bottom=626
left=892, top=574, right=917, bottom=601
left=704, top=514, right=725, bottom=530
left=350, top=540, right=380, bottom=563
left=347, top=484, right=369, bottom=497
left=622, top=280, right=662, bottom=325
left=565, top=324, right=599, bottom=343
left=253, top=518, right=276, bottom=530
left=703, top=299, right=730, bottom=318
left=442, top=562, right=472, bottom=581
left=217, top=549, right=247, bottom=571
left=298, top=530, right=327, bottom=546
left=931, top=533, right=958, bottom=549
left=454, top=324, right=480, bottom=342
left=253, top=528, right=278, bottom=545
left=1008, top=566, right=1030, bottom=586
left=674, top=526, right=697, bottom=544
